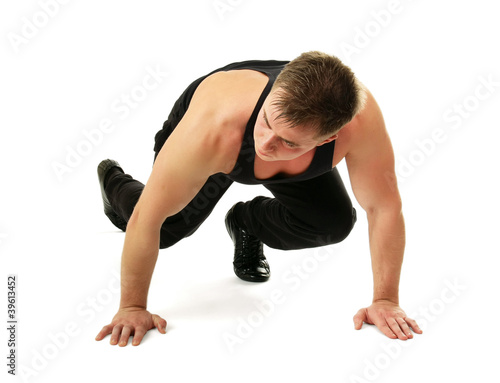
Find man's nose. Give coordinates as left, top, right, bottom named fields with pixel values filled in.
left=261, top=130, right=276, bottom=151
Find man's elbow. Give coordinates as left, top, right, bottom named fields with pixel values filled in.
left=364, top=198, right=403, bottom=218
left=128, top=205, right=165, bottom=233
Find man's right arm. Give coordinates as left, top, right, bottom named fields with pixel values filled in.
left=95, top=83, right=239, bottom=346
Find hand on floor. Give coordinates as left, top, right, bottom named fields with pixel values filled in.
left=95, top=307, right=167, bottom=346
left=353, top=300, right=422, bottom=340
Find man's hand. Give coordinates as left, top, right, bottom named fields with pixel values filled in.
left=95, top=307, right=167, bottom=347
left=353, top=300, right=422, bottom=340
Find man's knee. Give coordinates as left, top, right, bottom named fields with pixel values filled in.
left=320, top=206, right=357, bottom=244
left=159, top=235, right=178, bottom=249
left=158, top=219, right=203, bottom=249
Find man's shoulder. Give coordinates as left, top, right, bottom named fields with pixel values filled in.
left=342, top=89, right=385, bottom=145
left=178, top=70, right=268, bottom=173
left=193, top=69, right=269, bottom=112
left=333, top=88, right=387, bottom=166
left=185, top=68, right=268, bottom=138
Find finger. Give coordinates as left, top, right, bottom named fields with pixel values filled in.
left=396, top=317, right=414, bottom=339
left=110, top=324, right=123, bottom=345
left=373, top=316, right=398, bottom=339
left=404, top=317, right=423, bottom=334
left=132, top=327, right=147, bottom=346
left=373, top=318, right=397, bottom=339
left=388, top=318, right=408, bottom=340
left=95, top=324, right=113, bottom=341
left=353, top=308, right=367, bottom=330
left=118, top=326, right=132, bottom=347
left=152, top=314, right=167, bottom=334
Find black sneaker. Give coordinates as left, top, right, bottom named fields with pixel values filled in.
left=225, top=204, right=270, bottom=282
left=97, top=159, right=127, bottom=232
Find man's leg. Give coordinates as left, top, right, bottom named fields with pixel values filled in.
left=100, top=164, right=233, bottom=249
left=230, top=167, right=357, bottom=250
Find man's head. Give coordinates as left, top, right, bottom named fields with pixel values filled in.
left=254, top=51, right=366, bottom=161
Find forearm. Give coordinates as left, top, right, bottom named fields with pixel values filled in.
left=367, top=208, right=405, bottom=304
left=119, top=215, right=160, bottom=310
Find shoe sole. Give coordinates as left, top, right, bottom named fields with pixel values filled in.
left=234, top=270, right=270, bottom=283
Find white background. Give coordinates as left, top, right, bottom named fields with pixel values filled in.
left=1, top=0, right=499, bottom=382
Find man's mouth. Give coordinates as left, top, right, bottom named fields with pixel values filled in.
left=257, top=147, right=271, bottom=158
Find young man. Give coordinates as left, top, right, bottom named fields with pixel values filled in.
left=95, top=51, right=422, bottom=347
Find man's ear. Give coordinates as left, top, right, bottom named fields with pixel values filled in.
left=317, top=134, right=338, bottom=146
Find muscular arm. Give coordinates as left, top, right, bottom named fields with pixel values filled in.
left=120, top=109, right=221, bottom=310
left=345, top=90, right=422, bottom=339
left=96, top=73, right=241, bottom=346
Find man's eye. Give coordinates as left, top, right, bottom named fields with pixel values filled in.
left=283, top=141, right=295, bottom=148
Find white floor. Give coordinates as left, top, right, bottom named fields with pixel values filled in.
left=1, top=1, right=499, bottom=382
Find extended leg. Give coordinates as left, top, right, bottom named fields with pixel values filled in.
left=99, top=160, right=233, bottom=249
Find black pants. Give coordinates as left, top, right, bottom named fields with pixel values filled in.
left=104, top=153, right=357, bottom=250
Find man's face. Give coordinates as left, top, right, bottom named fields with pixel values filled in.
left=253, top=89, right=337, bottom=162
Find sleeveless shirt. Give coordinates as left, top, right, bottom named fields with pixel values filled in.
left=153, top=60, right=336, bottom=185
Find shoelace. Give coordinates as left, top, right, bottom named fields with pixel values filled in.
left=233, top=230, right=265, bottom=268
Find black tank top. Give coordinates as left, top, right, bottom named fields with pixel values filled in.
left=154, top=60, right=336, bottom=185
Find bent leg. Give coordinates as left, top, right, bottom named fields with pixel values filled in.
left=233, top=168, right=357, bottom=250
left=158, top=173, right=233, bottom=248
left=104, top=169, right=233, bottom=249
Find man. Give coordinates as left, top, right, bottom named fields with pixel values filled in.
left=95, top=51, right=422, bottom=347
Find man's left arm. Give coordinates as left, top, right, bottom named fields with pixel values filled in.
left=344, top=90, right=422, bottom=340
